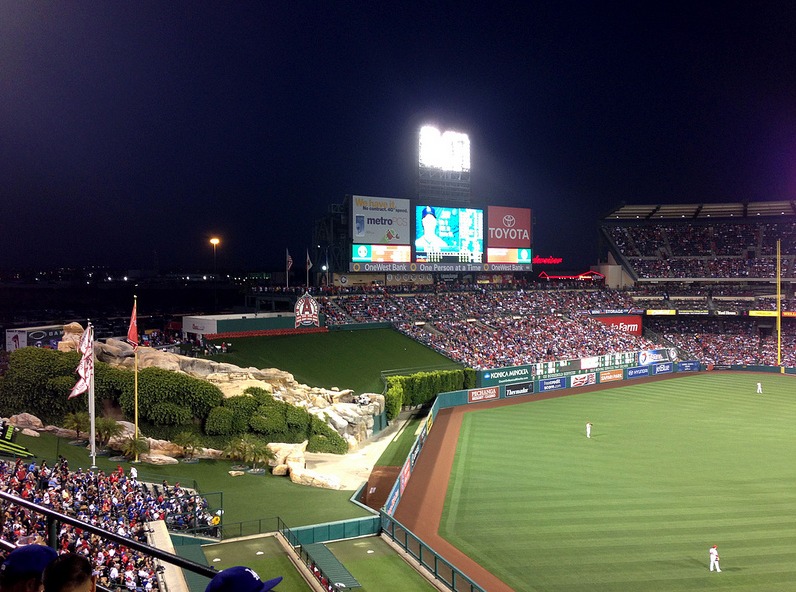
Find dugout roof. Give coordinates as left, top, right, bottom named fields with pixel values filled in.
left=604, top=200, right=796, bottom=221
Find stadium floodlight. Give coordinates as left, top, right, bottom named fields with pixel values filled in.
left=419, top=125, right=471, bottom=172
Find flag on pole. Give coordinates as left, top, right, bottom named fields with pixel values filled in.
left=69, top=326, right=94, bottom=399
left=306, top=250, right=313, bottom=271
left=127, top=300, right=139, bottom=350
left=286, top=249, right=293, bottom=271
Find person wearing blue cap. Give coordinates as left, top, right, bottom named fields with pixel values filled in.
left=0, top=544, right=58, bottom=592
left=205, top=566, right=282, bottom=592
left=416, top=206, right=447, bottom=252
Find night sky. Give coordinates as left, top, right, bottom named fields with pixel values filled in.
left=3, top=2, right=796, bottom=273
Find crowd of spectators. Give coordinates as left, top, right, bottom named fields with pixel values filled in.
left=606, top=220, right=796, bottom=279
left=398, top=315, right=658, bottom=370
left=646, top=318, right=796, bottom=367
left=0, top=458, right=217, bottom=591
left=319, top=286, right=637, bottom=326
left=316, top=283, right=795, bottom=368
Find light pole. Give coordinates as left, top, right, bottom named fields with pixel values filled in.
left=210, top=237, right=220, bottom=311
left=318, top=243, right=331, bottom=287
left=209, top=237, right=220, bottom=277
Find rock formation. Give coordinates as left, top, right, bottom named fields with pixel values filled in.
left=88, top=337, right=385, bottom=450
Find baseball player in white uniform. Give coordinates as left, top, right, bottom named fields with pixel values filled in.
left=586, top=422, right=592, bottom=438
left=709, top=545, right=721, bottom=572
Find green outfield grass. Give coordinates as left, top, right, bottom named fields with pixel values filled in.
left=325, top=537, right=438, bottom=591
left=440, top=372, right=796, bottom=592
left=209, top=328, right=455, bottom=394
left=375, top=416, right=423, bottom=467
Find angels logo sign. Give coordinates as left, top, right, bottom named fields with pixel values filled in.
left=294, top=292, right=320, bottom=328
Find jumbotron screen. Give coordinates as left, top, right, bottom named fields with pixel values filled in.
left=415, top=205, right=483, bottom=263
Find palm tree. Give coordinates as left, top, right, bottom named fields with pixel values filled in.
left=223, top=434, right=255, bottom=467
left=121, top=435, right=150, bottom=460
left=173, top=431, right=204, bottom=461
left=245, top=438, right=274, bottom=471
left=224, top=434, right=275, bottom=471
left=95, top=417, right=124, bottom=450
left=63, top=411, right=90, bottom=441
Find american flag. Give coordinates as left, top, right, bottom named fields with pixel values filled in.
left=306, top=250, right=313, bottom=271
left=571, top=373, right=596, bottom=388
left=286, top=249, right=293, bottom=270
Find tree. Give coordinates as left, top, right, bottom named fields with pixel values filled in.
left=173, top=431, right=204, bottom=460
left=63, top=411, right=90, bottom=441
left=223, top=434, right=273, bottom=470
left=95, top=417, right=124, bottom=449
left=121, top=435, right=150, bottom=460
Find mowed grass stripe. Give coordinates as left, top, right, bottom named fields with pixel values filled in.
left=439, top=373, right=796, bottom=592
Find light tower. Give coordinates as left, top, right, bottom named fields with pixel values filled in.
left=417, top=125, right=471, bottom=204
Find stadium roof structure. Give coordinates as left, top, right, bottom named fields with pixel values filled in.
left=604, top=200, right=796, bottom=221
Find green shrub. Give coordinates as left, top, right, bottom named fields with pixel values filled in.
left=205, top=406, right=235, bottom=435
left=307, top=433, right=348, bottom=454
left=384, top=381, right=403, bottom=421
left=464, top=367, right=477, bottom=389
left=119, top=367, right=223, bottom=422
left=148, top=402, right=192, bottom=426
left=242, top=386, right=274, bottom=406
left=224, top=395, right=259, bottom=433
left=285, top=404, right=309, bottom=430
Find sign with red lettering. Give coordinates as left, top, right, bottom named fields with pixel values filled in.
left=594, top=315, right=642, bottom=336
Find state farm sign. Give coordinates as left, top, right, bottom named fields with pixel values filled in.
left=594, top=315, right=642, bottom=336
left=487, top=206, right=532, bottom=248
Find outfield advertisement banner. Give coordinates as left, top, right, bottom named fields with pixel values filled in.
left=639, top=348, right=680, bottom=366
left=468, top=386, right=499, bottom=403
left=480, top=365, right=533, bottom=387
left=626, top=366, right=649, bottom=379
left=599, top=369, right=624, bottom=383
left=593, top=315, right=643, bottom=336
left=385, top=482, right=400, bottom=516
left=653, top=362, right=673, bottom=374
left=399, top=458, right=412, bottom=495
left=570, top=373, right=596, bottom=387
left=505, top=381, right=534, bottom=397
left=678, top=361, right=701, bottom=372
left=539, top=377, right=566, bottom=392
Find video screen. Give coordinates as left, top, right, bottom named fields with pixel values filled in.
left=487, top=247, right=532, bottom=264
left=415, top=205, right=484, bottom=263
left=352, top=244, right=411, bottom=263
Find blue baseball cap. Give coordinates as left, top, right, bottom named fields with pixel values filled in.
left=0, top=545, right=58, bottom=581
left=421, top=206, right=436, bottom=219
left=205, top=566, right=282, bottom=592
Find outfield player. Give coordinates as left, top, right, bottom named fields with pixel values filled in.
left=586, top=422, right=592, bottom=438
left=757, top=382, right=762, bottom=394
left=709, top=545, right=721, bottom=572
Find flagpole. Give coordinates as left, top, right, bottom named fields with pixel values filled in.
left=777, top=239, right=782, bottom=369
left=88, top=322, right=97, bottom=469
left=134, top=296, right=140, bottom=463
left=286, top=249, right=290, bottom=289
left=306, top=250, right=309, bottom=288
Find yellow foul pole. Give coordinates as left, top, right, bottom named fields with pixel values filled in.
left=133, top=295, right=140, bottom=462
left=777, top=239, right=782, bottom=368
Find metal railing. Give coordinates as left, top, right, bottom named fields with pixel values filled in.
left=0, top=491, right=217, bottom=588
